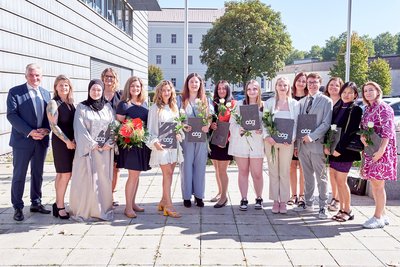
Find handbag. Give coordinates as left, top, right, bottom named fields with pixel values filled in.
left=344, top=105, right=364, bottom=152
left=347, top=176, right=367, bottom=195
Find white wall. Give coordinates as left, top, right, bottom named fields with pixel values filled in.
left=0, top=0, right=150, bottom=154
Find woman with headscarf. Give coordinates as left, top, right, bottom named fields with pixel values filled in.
left=69, top=79, right=115, bottom=221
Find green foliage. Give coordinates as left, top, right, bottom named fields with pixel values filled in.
left=321, top=32, right=346, bottom=61
left=285, top=48, right=305, bottom=65
left=373, top=32, right=397, bottom=56
left=368, top=58, right=392, bottom=95
left=396, top=33, right=400, bottom=55
left=360, top=34, right=375, bottom=57
left=329, top=33, right=369, bottom=86
left=148, top=65, right=163, bottom=88
left=200, top=0, right=291, bottom=85
left=305, top=45, right=323, bottom=61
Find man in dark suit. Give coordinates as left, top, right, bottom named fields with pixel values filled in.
left=294, top=73, right=333, bottom=219
left=6, top=63, right=52, bottom=221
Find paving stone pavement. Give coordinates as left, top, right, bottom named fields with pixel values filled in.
left=0, top=162, right=399, bottom=266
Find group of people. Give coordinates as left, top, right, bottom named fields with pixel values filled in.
left=6, top=63, right=397, bottom=229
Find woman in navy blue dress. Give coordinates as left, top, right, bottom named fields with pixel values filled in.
left=116, top=76, right=151, bottom=218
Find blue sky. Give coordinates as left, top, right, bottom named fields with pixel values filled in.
left=157, top=0, right=400, bottom=51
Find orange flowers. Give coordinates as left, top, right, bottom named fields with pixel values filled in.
left=113, top=117, right=148, bottom=149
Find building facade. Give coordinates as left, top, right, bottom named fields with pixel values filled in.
left=0, top=0, right=159, bottom=155
left=148, top=8, right=225, bottom=91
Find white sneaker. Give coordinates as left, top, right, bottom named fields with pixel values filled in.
left=318, top=208, right=328, bottom=219
left=363, top=217, right=385, bottom=229
left=383, top=216, right=390, bottom=226
left=294, top=203, right=314, bottom=212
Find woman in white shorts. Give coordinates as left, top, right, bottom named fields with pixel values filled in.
left=228, top=80, right=265, bottom=211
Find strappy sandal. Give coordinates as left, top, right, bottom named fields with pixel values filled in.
left=328, top=198, right=339, bottom=211
left=297, top=195, right=305, bottom=206
left=333, top=210, right=354, bottom=222
left=287, top=195, right=297, bottom=205
left=332, top=210, right=344, bottom=220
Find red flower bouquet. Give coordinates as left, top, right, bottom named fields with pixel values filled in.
left=113, top=117, right=148, bottom=149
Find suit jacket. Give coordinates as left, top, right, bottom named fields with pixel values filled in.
left=7, top=83, right=51, bottom=148
left=329, top=103, right=362, bottom=162
left=297, top=92, right=333, bottom=153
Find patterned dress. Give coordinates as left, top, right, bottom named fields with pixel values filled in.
left=360, top=101, right=397, bottom=181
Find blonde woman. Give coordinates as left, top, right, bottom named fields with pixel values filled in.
left=360, top=81, right=397, bottom=228
left=47, top=75, right=76, bottom=219
left=147, top=80, right=183, bottom=218
left=101, top=68, right=121, bottom=206
left=116, top=76, right=151, bottom=218
left=228, top=80, right=264, bottom=211
left=264, top=77, right=299, bottom=214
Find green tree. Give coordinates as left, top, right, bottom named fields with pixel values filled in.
left=396, top=33, right=400, bottom=55
left=360, top=34, right=375, bottom=57
left=148, top=65, right=163, bottom=88
left=368, top=58, right=392, bottom=95
left=373, top=32, right=397, bottom=56
left=200, top=0, right=291, bottom=86
left=329, top=33, right=369, bottom=86
left=305, top=45, right=323, bottom=61
left=285, top=48, right=305, bottom=65
left=321, top=32, right=346, bottom=61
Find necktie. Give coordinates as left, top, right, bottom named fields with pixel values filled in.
left=34, top=90, right=43, bottom=127
left=306, top=97, right=313, bottom=114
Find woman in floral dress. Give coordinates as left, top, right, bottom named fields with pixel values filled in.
left=360, top=81, right=397, bottom=229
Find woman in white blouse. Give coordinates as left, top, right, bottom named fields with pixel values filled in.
left=264, top=77, right=300, bottom=214
left=147, top=80, right=183, bottom=218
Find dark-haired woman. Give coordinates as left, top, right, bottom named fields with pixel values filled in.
left=323, top=82, right=362, bottom=222
left=47, top=75, right=76, bottom=219
left=288, top=72, right=307, bottom=206
left=209, top=80, right=236, bottom=208
left=324, top=77, right=344, bottom=211
left=69, top=79, right=115, bottom=221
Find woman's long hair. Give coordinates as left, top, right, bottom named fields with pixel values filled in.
left=292, top=72, right=308, bottom=97
left=53, top=75, right=74, bottom=104
left=244, top=80, right=262, bottom=108
left=181, top=73, right=207, bottom=109
left=121, top=76, right=147, bottom=104
left=153, top=80, right=177, bottom=112
left=101, top=67, right=119, bottom=92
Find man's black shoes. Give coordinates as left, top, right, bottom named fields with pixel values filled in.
left=13, top=208, right=24, bottom=221
left=30, top=204, right=51, bottom=214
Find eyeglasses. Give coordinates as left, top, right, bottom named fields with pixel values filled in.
left=307, top=81, right=320, bottom=85
left=105, top=75, right=115, bottom=80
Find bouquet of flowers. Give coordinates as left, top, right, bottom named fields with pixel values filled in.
left=359, top=122, right=375, bottom=146
left=231, top=106, right=253, bottom=150
left=174, top=108, right=187, bottom=134
left=195, top=98, right=210, bottom=125
left=113, top=117, right=148, bottom=149
left=262, top=110, right=279, bottom=162
left=324, top=124, right=338, bottom=150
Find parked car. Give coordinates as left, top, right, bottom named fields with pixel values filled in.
left=261, top=91, right=275, bottom=101
left=232, top=90, right=245, bottom=101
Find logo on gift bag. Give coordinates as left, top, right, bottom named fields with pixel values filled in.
left=245, top=120, right=256, bottom=126
left=191, top=132, right=202, bottom=138
left=300, top=129, right=311, bottom=134
left=162, top=137, right=173, bottom=144
left=277, top=133, right=288, bottom=139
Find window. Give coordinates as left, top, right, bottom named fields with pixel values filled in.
left=261, top=77, right=265, bottom=89
left=171, top=55, right=176, bottom=65
left=156, top=34, right=161, bottom=43
left=171, top=34, right=176, bottom=44
left=156, top=55, right=161, bottom=64
left=171, top=78, right=176, bottom=87
left=188, top=34, right=193, bottom=44
left=188, top=55, right=193, bottom=65
left=81, top=0, right=133, bottom=36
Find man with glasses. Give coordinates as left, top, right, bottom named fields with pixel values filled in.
left=294, top=73, right=332, bottom=219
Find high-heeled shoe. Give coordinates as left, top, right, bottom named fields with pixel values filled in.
left=52, top=203, right=70, bottom=220
left=163, top=206, right=181, bottom=218
left=132, top=204, right=145, bottom=212
left=157, top=202, right=165, bottom=211
left=214, top=198, right=228, bottom=208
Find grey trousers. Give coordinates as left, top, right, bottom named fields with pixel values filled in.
left=298, top=146, right=328, bottom=208
left=180, top=140, right=208, bottom=200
